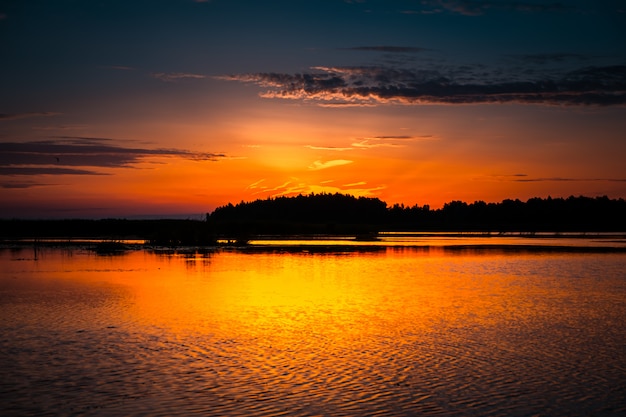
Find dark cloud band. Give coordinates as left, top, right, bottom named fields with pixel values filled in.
left=0, top=167, right=105, bottom=176
left=0, top=137, right=227, bottom=184
left=417, top=0, right=573, bottom=16
left=344, top=46, right=430, bottom=53
left=222, top=65, right=626, bottom=106
left=0, top=112, right=60, bottom=121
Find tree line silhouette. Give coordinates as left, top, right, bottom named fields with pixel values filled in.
left=207, top=193, right=626, bottom=234
left=1, top=193, right=625, bottom=243
left=0, top=219, right=215, bottom=246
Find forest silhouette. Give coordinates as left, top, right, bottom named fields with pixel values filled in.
left=1, top=193, right=625, bottom=245
left=208, top=193, right=626, bottom=235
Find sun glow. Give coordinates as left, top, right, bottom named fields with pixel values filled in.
left=83, top=251, right=404, bottom=338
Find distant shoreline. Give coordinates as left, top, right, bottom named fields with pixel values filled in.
left=3, top=232, right=626, bottom=254
left=2, top=194, right=626, bottom=250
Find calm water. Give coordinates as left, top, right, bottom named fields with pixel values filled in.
left=1, top=243, right=625, bottom=416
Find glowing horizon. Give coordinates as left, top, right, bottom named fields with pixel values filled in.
left=1, top=1, right=625, bottom=218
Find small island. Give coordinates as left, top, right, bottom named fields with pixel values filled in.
left=1, top=193, right=625, bottom=247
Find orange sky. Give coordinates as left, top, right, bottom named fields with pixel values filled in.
left=1, top=1, right=625, bottom=218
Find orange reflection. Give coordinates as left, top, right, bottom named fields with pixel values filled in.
left=110, top=250, right=400, bottom=341
left=28, top=246, right=610, bottom=352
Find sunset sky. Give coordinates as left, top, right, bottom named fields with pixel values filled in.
left=1, top=0, right=625, bottom=218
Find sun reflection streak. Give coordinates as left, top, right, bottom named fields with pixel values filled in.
left=96, top=250, right=428, bottom=343
left=3, top=246, right=626, bottom=416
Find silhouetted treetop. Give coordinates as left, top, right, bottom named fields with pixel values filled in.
left=208, top=193, right=626, bottom=232
left=2, top=193, right=624, bottom=241
left=209, top=192, right=388, bottom=225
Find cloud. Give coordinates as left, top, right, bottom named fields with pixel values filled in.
left=223, top=65, right=626, bottom=106
left=305, top=145, right=353, bottom=151
left=151, top=72, right=206, bottom=82
left=217, top=70, right=347, bottom=93
left=511, top=53, right=588, bottom=65
left=492, top=173, right=529, bottom=178
left=372, top=135, right=415, bottom=140
left=2, top=182, right=34, bottom=189
left=513, top=177, right=626, bottom=183
left=1, top=180, right=56, bottom=189
left=354, top=135, right=437, bottom=148
left=0, top=137, right=227, bottom=177
left=481, top=174, right=626, bottom=183
left=417, top=0, right=573, bottom=16
left=247, top=179, right=304, bottom=195
left=0, top=167, right=106, bottom=176
left=352, top=140, right=403, bottom=149
left=103, top=65, right=135, bottom=71
left=249, top=178, right=385, bottom=199
left=308, top=159, right=353, bottom=171
left=345, top=46, right=431, bottom=53
left=306, top=135, right=436, bottom=152
left=33, top=124, right=90, bottom=131
left=246, top=178, right=266, bottom=189
left=317, top=101, right=377, bottom=108
left=343, top=47, right=434, bottom=69
left=0, top=112, right=60, bottom=121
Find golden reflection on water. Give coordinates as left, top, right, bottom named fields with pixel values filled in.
left=117, top=250, right=412, bottom=341
left=10, top=248, right=561, bottom=337
left=4, top=246, right=620, bottom=344
left=2, top=246, right=626, bottom=416
left=73, top=248, right=555, bottom=345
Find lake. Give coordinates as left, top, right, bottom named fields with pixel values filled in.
left=1, top=238, right=625, bottom=416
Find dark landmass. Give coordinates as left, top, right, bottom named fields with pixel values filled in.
left=208, top=193, right=626, bottom=236
left=1, top=194, right=625, bottom=245
left=0, top=219, right=215, bottom=247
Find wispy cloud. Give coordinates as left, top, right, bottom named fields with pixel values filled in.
left=480, top=174, right=626, bottom=183
left=0, top=112, right=60, bottom=121
left=249, top=178, right=385, bottom=199
left=354, top=135, right=437, bottom=148
left=317, top=101, right=378, bottom=108
left=306, top=135, right=435, bottom=152
left=305, top=145, right=353, bottom=151
left=246, top=178, right=266, bottom=190
left=248, top=179, right=303, bottom=195
left=101, top=66, right=212, bottom=85
left=509, top=53, right=588, bottom=65
left=33, top=124, right=90, bottom=131
left=352, top=139, right=403, bottom=149
left=344, top=46, right=431, bottom=53
left=488, top=173, right=529, bottom=179
left=0, top=137, right=227, bottom=182
left=308, top=159, right=353, bottom=171
left=222, top=64, right=626, bottom=106
left=513, top=177, right=626, bottom=183
left=151, top=72, right=206, bottom=82
left=1, top=180, right=56, bottom=189
left=0, top=167, right=106, bottom=176
left=413, top=0, right=573, bottom=16
left=102, top=65, right=135, bottom=71
left=371, top=135, right=415, bottom=140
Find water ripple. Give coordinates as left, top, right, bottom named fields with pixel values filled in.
left=1, top=249, right=625, bottom=416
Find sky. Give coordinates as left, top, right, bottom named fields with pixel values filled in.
left=1, top=0, right=625, bottom=218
